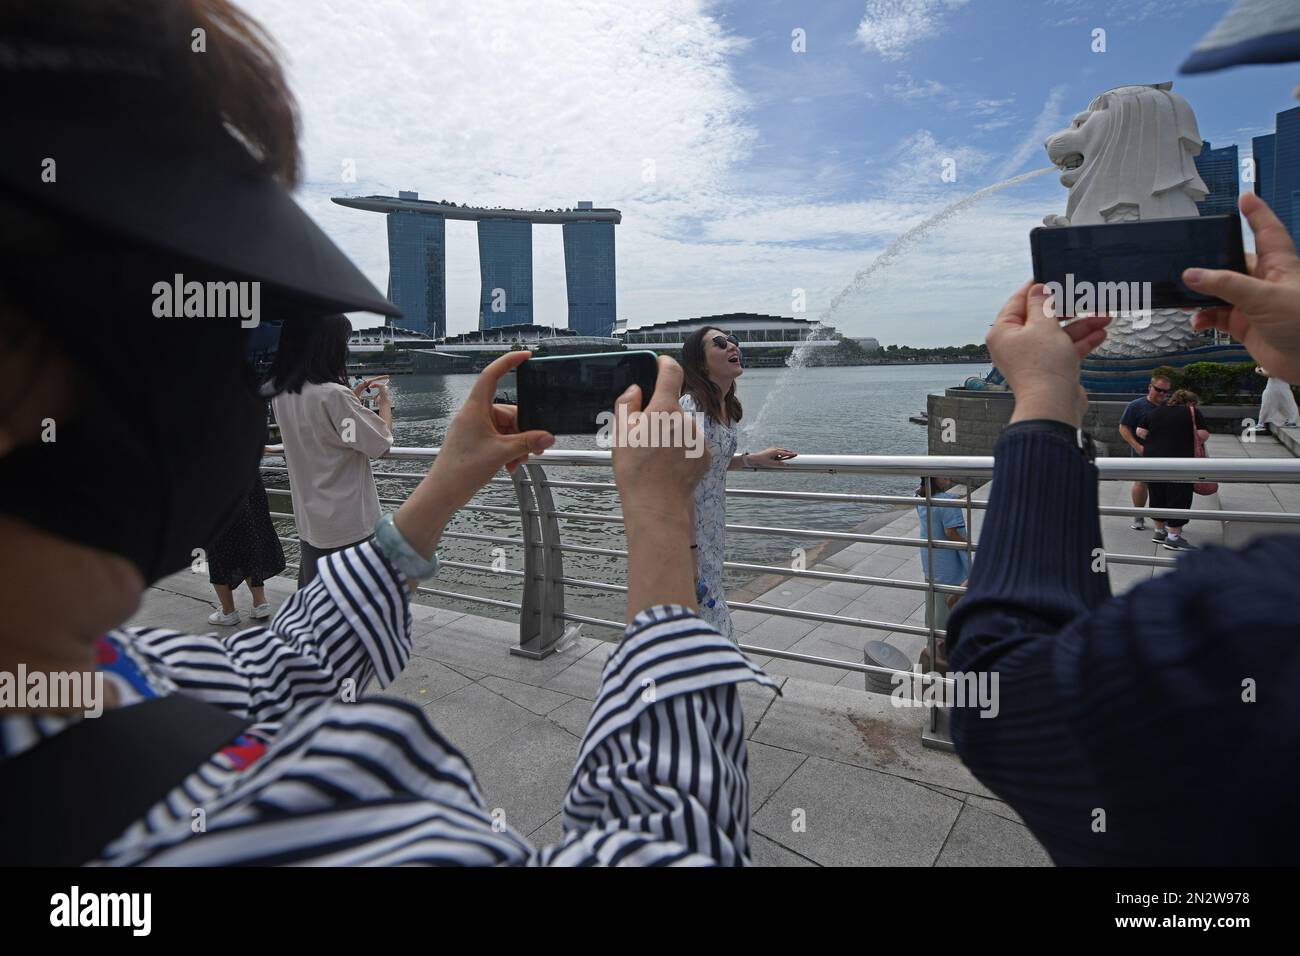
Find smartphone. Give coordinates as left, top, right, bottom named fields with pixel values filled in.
left=515, top=351, right=659, bottom=434
left=1030, top=213, right=1246, bottom=312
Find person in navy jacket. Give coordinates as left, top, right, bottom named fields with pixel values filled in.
left=948, top=191, right=1300, bottom=865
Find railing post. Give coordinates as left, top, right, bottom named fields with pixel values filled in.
left=509, top=461, right=566, bottom=659
left=920, top=476, right=957, bottom=753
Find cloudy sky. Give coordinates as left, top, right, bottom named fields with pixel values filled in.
left=244, top=0, right=1298, bottom=345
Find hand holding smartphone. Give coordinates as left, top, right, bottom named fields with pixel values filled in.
left=516, top=351, right=659, bottom=434
left=1031, top=212, right=1247, bottom=313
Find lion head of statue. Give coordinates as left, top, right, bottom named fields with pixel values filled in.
left=1043, top=82, right=1209, bottom=226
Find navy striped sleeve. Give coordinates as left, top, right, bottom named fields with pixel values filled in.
left=124, top=540, right=413, bottom=723
left=546, top=605, right=778, bottom=866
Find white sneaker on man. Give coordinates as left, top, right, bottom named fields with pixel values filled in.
left=208, top=609, right=241, bottom=626
left=250, top=603, right=272, bottom=620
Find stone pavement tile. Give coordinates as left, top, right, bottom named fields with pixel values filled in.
left=377, top=657, right=471, bottom=707
left=751, top=676, right=992, bottom=798
left=846, top=551, right=909, bottom=580
left=750, top=832, right=818, bottom=867
left=412, top=618, right=592, bottom=687
left=128, top=589, right=220, bottom=631
left=546, top=696, right=594, bottom=738
left=407, top=602, right=468, bottom=635
left=802, top=620, right=874, bottom=655
left=441, top=661, right=490, bottom=682
left=760, top=635, right=860, bottom=686
left=527, top=812, right=567, bottom=850
left=540, top=642, right=614, bottom=700
left=741, top=615, right=819, bottom=651
left=747, top=741, right=807, bottom=813
left=818, top=574, right=875, bottom=600
left=1106, top=562, right=1155, bottom=596
left=752, top=757, right=961, bottom=866
left=785, top=586, right=859, bottom=617
left=966, top=793, right=1030, bottom=827
left=740, top=677, right=784, bottom=738
left=150, top=569, right=228, bottom=603
left=421, top=683, right=536, bottom=759
left=842, top=587, right=927, bottom=627
left=818, top=540, right=887, bottom=571
left=479, top=675, right=576, bottom=716
left=751, top=576, right=820, bottom=606
left=730, top=609, right=768, bottom=633
left=469, top=717, right=582, bottom=839
left=935, top=802, right=1052, bottom=867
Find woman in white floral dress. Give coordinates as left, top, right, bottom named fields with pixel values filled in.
left=678, top=327, right=797, bottom=640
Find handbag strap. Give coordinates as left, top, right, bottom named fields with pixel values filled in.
left=0, top=694, right=251, bottom=866
left=1189, top=404, right=1205, bottom=457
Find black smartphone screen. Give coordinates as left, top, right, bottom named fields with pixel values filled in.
left=515, top=351, right=659, bottom=434
left=1030, top=213, right=1246, bottom=311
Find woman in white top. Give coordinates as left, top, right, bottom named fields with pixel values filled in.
left=269, top=316, right=394, bottom=586
left=677, top=326, right=797, bottom=641
left=1256, top=366, right=1299, bottom=429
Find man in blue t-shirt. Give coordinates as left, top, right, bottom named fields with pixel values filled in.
left=1118, top=375, right=1170, bottom=531
left=915, top=476, right=972, bottom=672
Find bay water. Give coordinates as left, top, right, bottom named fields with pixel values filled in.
left=269, top=363, right=988, bottom=626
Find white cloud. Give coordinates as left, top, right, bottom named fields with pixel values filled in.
left=885, top=71, right=950, bottom=102
left=243, top=0, right=755, bottom=332
left=855, top=0, right=970, bottom=61
left=238, top=0, right=1063, bottom=347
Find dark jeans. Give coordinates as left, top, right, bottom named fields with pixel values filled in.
left=297, top=537, right=371, bottom=587
left=1148, top=482, right=1193, bottom=529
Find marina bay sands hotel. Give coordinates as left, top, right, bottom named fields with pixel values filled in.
left=331, top=191, right=620, bottom=339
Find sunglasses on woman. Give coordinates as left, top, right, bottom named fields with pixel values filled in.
left=711, top=333, right=740, bottom=350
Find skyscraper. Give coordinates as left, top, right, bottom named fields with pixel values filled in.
left=1253, top=133, right=1276, bottom=209
left=478, top=219, right=533, bottom=330
left=1193, top=141, right=1239, bottom=217
left=563, top=217, right=617, bottom=337
left=1273, top=107, right=1300, bottom=243
left=385, top=190, right=446, bottom=338
left=332, top=193, right=620, bottom=338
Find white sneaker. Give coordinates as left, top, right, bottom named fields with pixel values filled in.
left=250, top=603, right=272, bottom=620
left=208, top=609, right=241, bottom=626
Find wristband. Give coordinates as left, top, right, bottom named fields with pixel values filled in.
left=373, top=513, right=441, bottom=581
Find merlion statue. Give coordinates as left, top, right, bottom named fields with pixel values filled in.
left=1042, top=82, right=1209, bottom=358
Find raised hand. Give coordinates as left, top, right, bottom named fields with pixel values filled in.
left=986, top=280, right=1112, bottom=428
left=612, top=356, right=711, bottom=619
left=394, top=351, right=554, bottom=559
left=1187, top=192, right=1300, bottom=383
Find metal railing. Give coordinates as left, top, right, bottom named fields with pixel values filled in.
left=262, top=446, right=1300, bottom=750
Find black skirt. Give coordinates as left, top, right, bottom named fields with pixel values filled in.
left=206, top=474, right=287, bottom=588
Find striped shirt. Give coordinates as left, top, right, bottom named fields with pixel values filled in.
left=0, top=541, right=777, bottom=865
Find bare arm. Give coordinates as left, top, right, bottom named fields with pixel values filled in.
left=1118, top=423, right=1143, bottom=453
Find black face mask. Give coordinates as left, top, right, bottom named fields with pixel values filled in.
left=0, top=325, right=266, bottom=584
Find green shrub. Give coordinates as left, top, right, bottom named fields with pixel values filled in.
left=1148, top=361, right=1284, bottom=404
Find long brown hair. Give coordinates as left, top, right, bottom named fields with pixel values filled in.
left=680, top=327, right=743, bottom=424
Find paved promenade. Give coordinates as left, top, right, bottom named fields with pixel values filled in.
left=131, top=570, right=1047, bottom=867
left=127, top=427, right=1296, bottom=867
